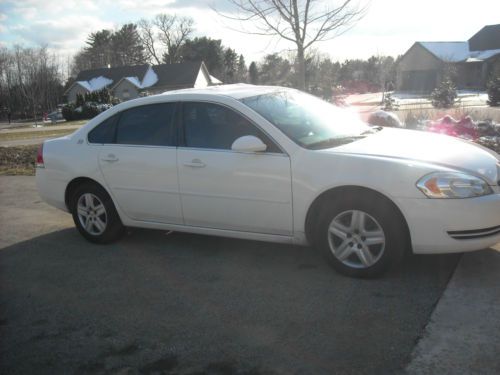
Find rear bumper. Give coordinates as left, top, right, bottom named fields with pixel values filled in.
left=396, top=193, right=500, bottom=254
left=35, top=168, right=68, bottom=212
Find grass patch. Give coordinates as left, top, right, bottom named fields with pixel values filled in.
left=0, top=145, right=38, bottom=176
left=0, top=128, right=76, bottom=142
left=0, top=166, right=35, bottom=175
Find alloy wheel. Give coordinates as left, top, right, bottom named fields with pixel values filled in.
left=77, top=193, right=107, bottom=236
left=327, top=210, right=386, bottom=269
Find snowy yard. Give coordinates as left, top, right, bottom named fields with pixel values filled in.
left=345, top=90, right=489, bottom=109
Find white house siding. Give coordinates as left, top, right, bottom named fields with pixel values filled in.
left=397, top=44, right=443, bottom=93
left=67, top=84, right=89, bottom=103
left=194, top=68, right=210, bottom=88
left=113, top=80, right=140, bottom=101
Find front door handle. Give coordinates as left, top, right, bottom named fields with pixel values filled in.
left=183, top=159, right=205, bottom=168
left=101, top=154, right=119, bottom=162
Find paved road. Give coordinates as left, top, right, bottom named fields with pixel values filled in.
left=0, top=176, right=460, bottom=375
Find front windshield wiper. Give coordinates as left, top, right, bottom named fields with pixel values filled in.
left=361, top=126, right=383, bottom=135
left=306, top=135, right=366, bottom=150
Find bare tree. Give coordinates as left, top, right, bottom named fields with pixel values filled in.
left=220, top=0, right=367, bottom=89
left=0, top=46, right=63, bottom=122
left=153, top=14, right=194, bottom=64
left=138, top=19, right=162, bottom=65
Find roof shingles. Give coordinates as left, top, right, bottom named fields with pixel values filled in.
left=75, top=64, right=150, bottom=83
left=71, top=62, right=205, bottom=94
left=152, top=61, right=203, bottom=88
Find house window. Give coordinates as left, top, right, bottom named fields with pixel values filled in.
left=122, top=89, right=130, bottom=99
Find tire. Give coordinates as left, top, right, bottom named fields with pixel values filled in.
left=70, top=182, right=125, bottom=244
left=315, top=193, right=408, bottom=278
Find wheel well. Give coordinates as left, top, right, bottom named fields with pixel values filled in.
left=65, top=177, right=106, bottom=212
left=304, top=186, right=412, bottom=249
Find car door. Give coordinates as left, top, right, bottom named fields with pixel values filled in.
left=177, top=101, right=293, bottom=236
left=90, top=102, right=183, bottom=224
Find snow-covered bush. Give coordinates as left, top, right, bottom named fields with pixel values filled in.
left=62, top=102, right=103, bottom=121
left=426, top=115, right=478, bottom=140
left=368, top=110, right=403, bottom=128
left=63, top=88, right=114, bottom=121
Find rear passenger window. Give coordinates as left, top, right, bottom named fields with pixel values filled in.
left=88, top=115, right=118, bottom=144
left=116, top=103, right=176, bottom=146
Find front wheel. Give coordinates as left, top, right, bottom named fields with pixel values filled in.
left=70, top=183, right=125, bottom=244
left=316, top=194, right=408, bottom=278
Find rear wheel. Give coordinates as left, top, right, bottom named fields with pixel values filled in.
left=316, top=193, right=408, bottom=278
left=70, top=183, right=125, bottom=244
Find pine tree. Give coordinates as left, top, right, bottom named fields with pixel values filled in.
left=249, top=62, right=258, bottom=84
left=111, top=23, right=146, bottom=66
left=97, top=89, right=111, bottom=104
left=223, top=48, right=238, bottom=83
left=236, top=54, right=248, bottom=83
left=180, top=37, right=225, bottom=78
left=383, top=92, right=397, bottom=111
left=75, top=93, right=84, bottom=107
left=487, top=76, right=500, bottom=107
left=431, top=76, right=457, bottom=108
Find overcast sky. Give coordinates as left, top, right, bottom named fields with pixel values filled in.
left=1, top=0, right=499, bottom=63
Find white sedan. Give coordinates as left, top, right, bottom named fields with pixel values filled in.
left=36, top=85, right=500, bottom=277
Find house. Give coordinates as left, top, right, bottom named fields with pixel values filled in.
left=397, top=24, right=500, bottom=93
left=65, top=61, right=221, bottom=102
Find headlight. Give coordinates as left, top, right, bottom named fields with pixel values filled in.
left=416, top=172, right=493, bottom=198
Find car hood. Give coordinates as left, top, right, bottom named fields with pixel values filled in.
left=327, top=128, right=500, bottom=184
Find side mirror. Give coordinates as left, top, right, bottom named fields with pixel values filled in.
left=231, top=135, right=267, bottom=153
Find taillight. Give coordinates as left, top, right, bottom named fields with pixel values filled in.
left=36, top=143, right=45, bottom=168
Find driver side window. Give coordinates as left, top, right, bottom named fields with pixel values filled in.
left=182, top=102, right=281, bottom=153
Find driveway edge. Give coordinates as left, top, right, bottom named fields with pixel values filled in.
left=405, top=246, right=500, bottom=374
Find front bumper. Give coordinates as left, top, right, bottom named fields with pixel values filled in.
left=395, top=193, right=500, bottom=254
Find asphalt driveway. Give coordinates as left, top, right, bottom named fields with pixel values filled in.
left=0, top=176, right=460, bottom=375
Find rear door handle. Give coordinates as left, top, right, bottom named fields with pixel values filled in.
left=183, top=159, right=205, bottom=168
left=101, top=154, right=119, bottom=162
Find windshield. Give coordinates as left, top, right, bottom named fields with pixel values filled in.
left=241, top=90, right=372, bottom=149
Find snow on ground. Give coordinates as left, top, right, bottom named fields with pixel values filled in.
left=394, top=90, right=488, bottom=106
left=345, top=91, right=488, bottom=107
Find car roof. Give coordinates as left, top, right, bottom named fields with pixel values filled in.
left=158, top=83, right=287, bottom=100
left=78, top=84, right=291, bottom=132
